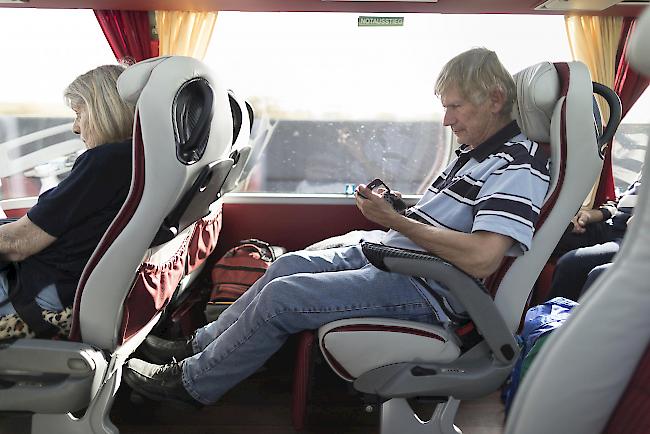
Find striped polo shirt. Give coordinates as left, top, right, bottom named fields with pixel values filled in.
left=381, top=121, right=550, bottom=320
left=383, top=121, right=549, bottom=254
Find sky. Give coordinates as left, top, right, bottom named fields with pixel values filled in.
left=0, top=9, right=648, bottom=123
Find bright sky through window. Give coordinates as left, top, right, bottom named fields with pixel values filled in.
left=0, top=9, right=648, bottom=123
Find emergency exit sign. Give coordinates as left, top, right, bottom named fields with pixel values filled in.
left=358, top=16, right=404, bottom=27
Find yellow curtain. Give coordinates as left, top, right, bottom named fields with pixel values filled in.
left=564, top=15, right=622, bottom=208
left=155, top=11, right=218, bottom=60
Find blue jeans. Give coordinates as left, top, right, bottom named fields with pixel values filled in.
left=548, top=240, right=620, bottom=302
left=0, top=272, right=63, bottom=316
left=181, top=245, right=439, bottom=404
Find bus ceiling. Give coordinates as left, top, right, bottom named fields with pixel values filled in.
left=0, top=0, right=646, bottom=16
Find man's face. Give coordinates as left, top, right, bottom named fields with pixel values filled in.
left=441, top=86, right=500, bottom=149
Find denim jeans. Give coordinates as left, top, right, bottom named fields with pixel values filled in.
left=182, top=244, right=439, bottom=404
left=0, top=272, right=63, bottom=317
left=548, top=240, right=620, bottom=302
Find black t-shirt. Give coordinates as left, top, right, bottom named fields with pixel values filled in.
left=21, top=139, right=132, bottom=307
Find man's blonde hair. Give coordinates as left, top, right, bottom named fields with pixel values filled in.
left=64, top=64, right=134, bottom=148
left=435, top=47, right=516, bottom=117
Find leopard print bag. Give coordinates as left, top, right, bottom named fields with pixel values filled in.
left=0, top=307, right=72, bottom=340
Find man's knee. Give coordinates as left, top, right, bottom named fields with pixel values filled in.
left=254, top=276, right=301, bottom=316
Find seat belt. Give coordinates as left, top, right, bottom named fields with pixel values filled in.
left=4, top=263, right=59, bottom=338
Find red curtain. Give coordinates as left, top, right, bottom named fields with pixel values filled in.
left=595, top=17, right=650, bottom=205
left=94, top=10, right=158, bottom=62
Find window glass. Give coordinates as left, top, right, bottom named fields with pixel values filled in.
left=612, top=89, right=649, bottom=194
left=0, top=9, right=114, bottom=200
left=205, top=12, right=572, bottom=194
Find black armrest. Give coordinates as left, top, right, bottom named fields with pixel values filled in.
left=362, top=242, right=518, bottom=365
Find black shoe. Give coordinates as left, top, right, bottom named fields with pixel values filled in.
left=123, top=358, right=202, bottom=408
left=138, top=333, right=196, bottom=364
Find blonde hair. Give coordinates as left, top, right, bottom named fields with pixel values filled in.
left=435, top=47, right=516, bottom=117
left=64, top=64, right=134, bottom=148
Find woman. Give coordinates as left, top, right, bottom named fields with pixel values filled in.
left=0, top=64, right=134, bottom=339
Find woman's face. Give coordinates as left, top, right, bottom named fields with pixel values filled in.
left=71, top=102, right=96, bottom=148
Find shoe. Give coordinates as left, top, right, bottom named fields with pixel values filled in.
left=138, top=333, right=196, bottom=364
left=123, top=358, right=202, bottom=408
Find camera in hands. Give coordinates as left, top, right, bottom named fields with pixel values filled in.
left=363, top=178, right=408, bottom=213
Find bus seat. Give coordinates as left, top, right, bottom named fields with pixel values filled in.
left=505, top=8, right=650, bottom=434
left=145, top=90, right=255, bottom=338
left=0, top=55, right=234, bottom=434
left=221, top=90, right=254, bottom=193
left=293, top=61, right=622, bottom=434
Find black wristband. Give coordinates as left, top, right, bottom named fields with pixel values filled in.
left=598, top=207, right=612, bottom=221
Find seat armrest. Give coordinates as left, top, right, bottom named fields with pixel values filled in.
left=0, top=339, right=107, bottom=413
left=362, top=242, right=518, bottom=365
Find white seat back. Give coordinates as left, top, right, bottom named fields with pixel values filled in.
left=505, top=9, right=650, bottom=433
left=492, top=61, right=602, bottom=332
left=70, top=56, right=233, bottom=350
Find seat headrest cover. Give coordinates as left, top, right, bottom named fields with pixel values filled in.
left=629, top=7, right=650, bottom=76
left=117, top=57, right=173, bottom=104
left=512, top=62, right=561, bottom=143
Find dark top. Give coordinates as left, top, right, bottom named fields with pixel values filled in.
left=21, top=139, right=132, bottom=307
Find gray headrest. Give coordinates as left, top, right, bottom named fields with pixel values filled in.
left=512, top=62, right=561, bottom=144
left=629, top=7, right=650, bottom=76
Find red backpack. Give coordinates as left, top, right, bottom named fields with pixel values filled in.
left=208, top=239, right=282, bottom=303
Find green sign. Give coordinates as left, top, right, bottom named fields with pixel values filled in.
left=358, top=16, right=404, bottom=27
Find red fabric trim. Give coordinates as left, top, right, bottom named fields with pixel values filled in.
left=292, top=331, right=316, bottom=430
left=331, top=324, right=446, bottom=342
left=94, top=10, right=158, bottom=62
left=69, top=115, right=146, bottom=342
left=595, top=18, right=650, bottom=205
left=485, top=63, right=569, bottom=301
left=120, top=239, right=188, bottom=342
left=603, top=344, right=650, bottom=434
left=186, top=201, right=223, bottom=274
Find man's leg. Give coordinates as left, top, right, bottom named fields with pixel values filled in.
left=192, top=245, right=372, bottom=351
left=125, top=248, right=437, bottom=405
left=547, top=241, right=619, bottom=301
left=140, top=245, right=373, bottom=363
left=182, top=262, right=435, bottom=404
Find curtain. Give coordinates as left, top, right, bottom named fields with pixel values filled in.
left=594, top=17, right=650, bottom=204
left=155, top=11, right=217, bottom=59
left=565, top=15, right=623, bottom=208
left=94, top=10, right=158, bottom=62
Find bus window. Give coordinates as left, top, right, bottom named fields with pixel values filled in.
left=205, top=12, right=572, bottom=195
left=0, top=9, right=114, bottom=200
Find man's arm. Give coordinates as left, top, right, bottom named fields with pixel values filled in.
left=356, top=185, right=514, bottom=279
left=0, top=216, right=57, bottom=262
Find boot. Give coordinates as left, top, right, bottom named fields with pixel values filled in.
left=138, top=333, right=196, bottom=364
left=123, top=358, right=202, bottom=408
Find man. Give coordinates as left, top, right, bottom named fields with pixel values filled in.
left=123, top=47, right=550, bottom=406
left=547, top=173, right=641, bottom=301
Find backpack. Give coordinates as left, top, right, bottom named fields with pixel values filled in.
left=208, top=239, right=283, bottom=303
left=502, top=297, right=578, bottom=414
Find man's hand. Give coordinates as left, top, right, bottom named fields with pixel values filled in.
left=355, top=184, right=402, bottom=229
left=571, top=209, right=605, bottom=234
